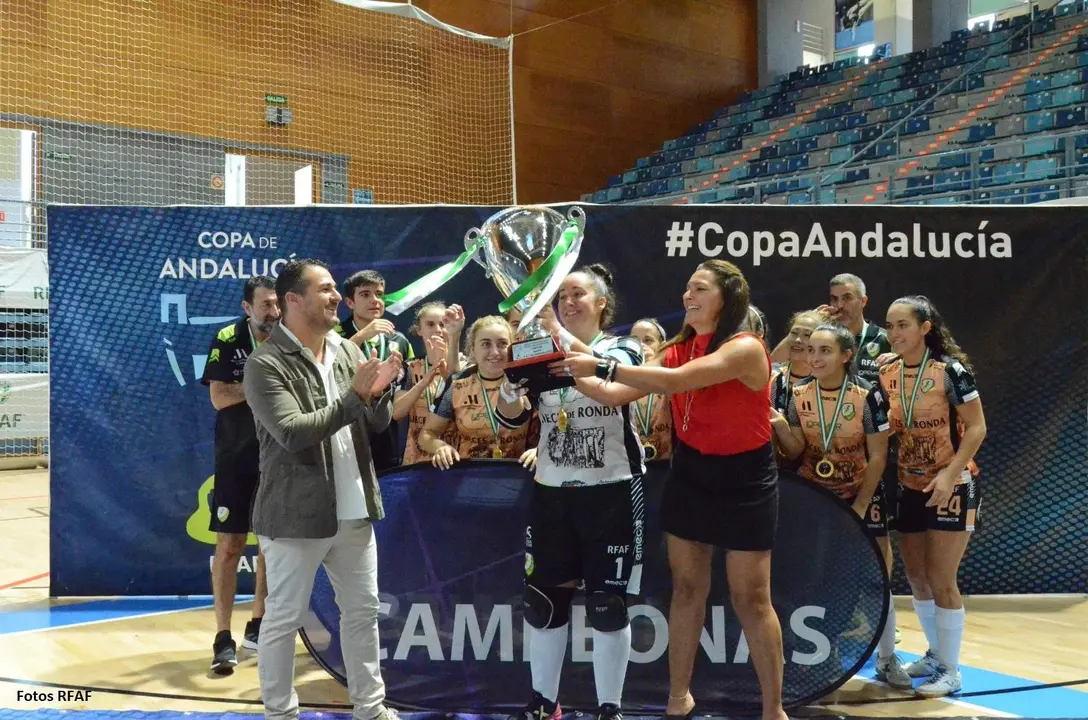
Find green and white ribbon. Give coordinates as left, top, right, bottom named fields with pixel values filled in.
left=816, top=379, right=850, bottom=456
left=384, top=237, right=486, bottom=316
left=509, top=220, right=584, bottom=330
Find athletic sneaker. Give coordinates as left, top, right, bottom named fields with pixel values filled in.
left=242, top=617, right=262, bottom=651
left=596, top=704, right=622, bottom=720
left=874, top=653, right=913, bottom=690
left=915, top=667, right=962, bottom=697
left=368, top=706, right=401, bottom=720
left=211, top=630, right=238, bottom=675
left=507, top=691, right=561, bottom=720
left=906, top=649, right=941, bottom=678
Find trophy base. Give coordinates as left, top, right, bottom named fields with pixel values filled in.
left=505, top=335, right=575, bottom=395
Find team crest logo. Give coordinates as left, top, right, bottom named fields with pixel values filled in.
left=842, top=403, right=856, bottom=421
left=524, top=553, right=535, bottom=576
left=921, top=378, right=936, bottom=393
left=217, top=506, right=229, bottom=522
left=866, top=342, right=880, bottom=357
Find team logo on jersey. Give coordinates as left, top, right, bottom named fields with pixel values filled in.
left=921, top=378, right=936, bottom=393
left=217, top=506, right=229, bottom=522
left=524, top=552, right=535, bottom=576
left=866, top=342, right=880, bottom=357
left=842, top=403, right=856, bottom=421
left=208, top=348, right=221, bottom=363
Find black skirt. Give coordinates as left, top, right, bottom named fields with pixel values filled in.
left=660, top=440, right=779, bottom=551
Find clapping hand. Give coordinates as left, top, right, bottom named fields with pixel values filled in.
left=370, top=350, right=403, bottom=396
left=353, top=357, right=382, bottom=401
left=443, top=304, right=466, bottom=335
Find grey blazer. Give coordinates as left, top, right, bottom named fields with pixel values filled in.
left=242, top=323, right=393, bottom=539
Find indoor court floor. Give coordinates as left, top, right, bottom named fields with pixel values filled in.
left=2, top=468, right=1086, bottom=719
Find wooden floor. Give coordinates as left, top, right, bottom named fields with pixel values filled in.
left=2, top=468, right=1086, bottom=718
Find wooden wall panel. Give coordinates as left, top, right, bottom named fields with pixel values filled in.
left=417, top=0, right=758, bottom=203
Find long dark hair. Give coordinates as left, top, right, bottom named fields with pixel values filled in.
left=571, top=263, right=618, bottom=329
left=812, top=322, right=858, bottom=380
left=890, top=295, right=972, bottom=371
left=661, top=259, right=750, bottom=356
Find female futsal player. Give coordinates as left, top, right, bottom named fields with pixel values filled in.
left=556, top=259, right=787, bottom=720
left=417, top=315, right=532, bottom=465
left=508, top=264, right=645, bottom=720
left=770, top=323, right=912, bottom=689
left=629, top=318, right=672, bottom=460
left=396, top=301, right=463, bottom=465
left=770, top=309, right=829, bottom=413
left=879, top=296, right=986, bottom=698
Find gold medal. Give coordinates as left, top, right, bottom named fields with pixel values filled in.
left=904, top=432, right=914, bottom=450
left=815, top=456, right=836, bottom=478
left=557, top=407, right=569, bottom=432
left=491, top=445, right=504, bottom=459
left=643, top=442, right=657, bottom=460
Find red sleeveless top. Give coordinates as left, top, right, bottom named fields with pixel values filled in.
left=664, top=332, right=772, bottom=456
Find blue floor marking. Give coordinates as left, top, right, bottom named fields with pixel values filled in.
left=1, top=600, right=1085, bottom=717
left=859, top=651, right=1088, bottom=718
left=0, top=596, right=231, bottom=635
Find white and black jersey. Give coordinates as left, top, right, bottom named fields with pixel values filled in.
left=533, top=335, right=646, bottom=488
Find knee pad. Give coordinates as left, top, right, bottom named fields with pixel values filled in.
left=523, top=585, right=575, bottom=629
left=587, top=591, right=629, bottom=632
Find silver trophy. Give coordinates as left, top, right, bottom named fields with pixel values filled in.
left=466, top=205, right=587, bottom=392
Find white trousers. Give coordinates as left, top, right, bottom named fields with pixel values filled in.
left=257, top=519, right=384, bottom=720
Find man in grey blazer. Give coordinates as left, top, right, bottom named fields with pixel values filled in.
left=243, top=258, right=403, bottom=720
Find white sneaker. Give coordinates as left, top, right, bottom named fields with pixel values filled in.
left=875, top=653, right=913, bottom=690
left=915, top=667, right=962, bottom=698
left=906, top=649, right=941, bottom=678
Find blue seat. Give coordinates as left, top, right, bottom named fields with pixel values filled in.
left=1055, top=106, right=1087, bottom=129
left=1025, top=158, right=1060, bottom=181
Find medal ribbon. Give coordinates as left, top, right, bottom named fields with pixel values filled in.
left=477, top=372, right=502, bottom=448
left=899, top=347, right=931, bottom=435
left=815, top=380, right=850, bottom=457
left=634, top=394, right=655, bottom=437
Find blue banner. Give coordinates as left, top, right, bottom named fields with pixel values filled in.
left=47, top=204, right=1087, bottom=597
left=299, top=462, right=887, bottom=714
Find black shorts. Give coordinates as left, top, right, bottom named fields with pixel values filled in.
left=660, top=440, right=778, bottom=552
left=209, top=456, right=259, bottom=534
left=843, top=489, right=888, bottom=539
left=895, top=472, right=980, bottom=534
left=524, top=477, right=645, bottom=595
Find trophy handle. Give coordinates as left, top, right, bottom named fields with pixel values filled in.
left=566, top=205, right=586, bottom=228
left=464, top=227, right=489, bottom=273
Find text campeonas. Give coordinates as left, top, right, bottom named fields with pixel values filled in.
left=378, top=598, right=834, bottom=666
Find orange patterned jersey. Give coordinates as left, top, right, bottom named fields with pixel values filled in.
left=633, top=392, right=672, bottom=460
left=787, top=376, right=890, bottom=498
left=399, top=358, right=459, bottom=465
left=433, top=366, right=530, bottom=459
left=879, top=355, right=981, bottom=491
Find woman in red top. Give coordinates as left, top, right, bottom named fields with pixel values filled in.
left=556, top=259, right=786, bottom=720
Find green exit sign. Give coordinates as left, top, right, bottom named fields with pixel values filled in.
left=264, top=94, right=288, bottom=105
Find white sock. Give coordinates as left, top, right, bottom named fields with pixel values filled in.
left=592, top=626, right=632, bottom=707
left=935, top=606, right=965, bottom=673
left=527, top=623, right=568, bottom=705
left=913, top=597, right=938, bottom=653
left=878, top=595, right=897, bottom=659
